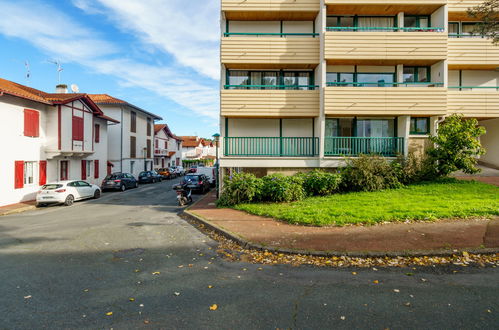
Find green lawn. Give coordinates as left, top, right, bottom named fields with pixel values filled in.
left=234, top=179, right=499, bottom=226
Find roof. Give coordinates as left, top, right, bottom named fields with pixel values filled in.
left=88, top=94, right=162, bottom=120
left=0, top=78, right=119, bottom=124
left=180, top=136, right=201, bottom=148
left=167, top=151, right=176, bottom=157
left=154, top=124, right=182, bottom=140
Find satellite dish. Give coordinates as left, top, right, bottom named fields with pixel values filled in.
left=71, top=84, right=80, bottom=93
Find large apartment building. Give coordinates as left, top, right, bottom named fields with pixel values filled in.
left=219, top=0, right=499, bottom=177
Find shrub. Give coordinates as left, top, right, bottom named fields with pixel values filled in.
left=394, top=152, right=439, bottom=185
left=428, top=114, right=486, bottom=176
left=341, top=155, right=402, bottom=192
left=217, top=172, right=262, bottom=207
left=300, top=170, right=342, bottom=196
left=260, top=174, right=305, bottom=203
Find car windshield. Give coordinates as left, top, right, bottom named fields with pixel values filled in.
left=42, top=184, right=63, bottom=190
left=184, top=176, right=199, bottom=182
left=139, top=172, right=148, bottom=177
left=105, top=174, right=121, bottom=180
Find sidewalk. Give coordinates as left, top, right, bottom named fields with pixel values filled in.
left=0, top=201, right=36, bottom=216
left=187, top=191, right=499, bottom=256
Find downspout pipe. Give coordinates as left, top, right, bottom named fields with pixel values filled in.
left=120, top=106, right=124, bottom=172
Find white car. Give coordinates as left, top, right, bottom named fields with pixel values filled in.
left=174, top=166, right=185, bottom=176
left=36, top=180, right=101, bottom=207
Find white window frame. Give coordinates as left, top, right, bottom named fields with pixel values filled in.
left=87, top=160, right=93, bottom=178
left=24, top=161, right=36, bottom=186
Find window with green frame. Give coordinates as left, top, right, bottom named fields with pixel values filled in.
left=404, top=15, right=430, bottom=28
left=327, top=71, right=396, bottom=86
left=403, top=67, right=430, bottom=83
left=410, top=117, right=430, bottom=135
left=226, top=70, right=314, bottom=90
left=326, top=15, right=397, bottom=30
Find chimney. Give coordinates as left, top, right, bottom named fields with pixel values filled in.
left=56, top=84, right=68, bottom=93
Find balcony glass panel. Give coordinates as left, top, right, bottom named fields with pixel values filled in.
left=226, top=70, right=316, bottom=90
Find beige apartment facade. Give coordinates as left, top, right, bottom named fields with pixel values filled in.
left=219, top=0, right=499, bottom=176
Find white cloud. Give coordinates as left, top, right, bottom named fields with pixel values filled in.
left=77, top=0, right=220, bottom=80
left=0, top=0, right=219, bottom=121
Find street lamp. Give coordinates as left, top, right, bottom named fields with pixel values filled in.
left=212, top=133, right=220, bottom=198
left=143, top=147, right=147, bottom=171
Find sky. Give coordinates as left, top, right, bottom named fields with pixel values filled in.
left=0, top=0, right=220, bottom=138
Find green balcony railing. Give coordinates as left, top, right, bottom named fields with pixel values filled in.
left=224, top=32, right=319, bottom=37
left=324, top=137, right=404, bottom=157
left=224, top=137, right=319, bottom=157
left=224, top=84, right=319, bottom=90
left=326, top=27, right=444, bottom=32
left=327, top=82, right=444, bottom=87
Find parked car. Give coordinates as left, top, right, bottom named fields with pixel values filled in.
left=188, top=165, right=198, bottom=173
left=102, top=172, right=138, bottom=191
left=169, top=167, right=178, bottom=179
left=173, top=166, right=185, bottom=176
left=157, top=168, right=173, bottom=180
left=196, top=166, right=217, bottom=187
left=36, top=180, right=101, bottom=207
left=138, top=171, right=163, bottom=183
left=181, top=174, right=210, bottom=193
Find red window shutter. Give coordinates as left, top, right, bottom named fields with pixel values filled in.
left=94, top=124, right=100, bottom=143
left=81, top=160, right=87, bottom=180
left=94, top=160, right=99, bottom=179
left=24, top=109, right=39, bottom=137
left=39, top=161, right=47, bottom=186
left=14, top=161, right=24, bottom=189
left=155, top=139, right=158, bottom=148
left=165, top=141, right=168, bottom=149
left=72, top=116, right=84, bottom=141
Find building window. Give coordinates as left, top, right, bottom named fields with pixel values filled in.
left=60, top=161, right=69, bottom=181
left=227, top=70, right=314, bottom=90
left=165, top=141, right=168, bottom=149
left=23, top=109, right=40, bottom=137
left=87, top=160, right=92, bottom=178
left=130, top=136, right=136, bottom=158
left=24, top=161, right=35, bottom=185
left=155, top=139, right=158, bottom=149
left=147, top=118, right=152, bottom=136
left=94, top=124, right=100, bottom=143
left=403, top=67, right=430, bottom=83
left=404, top=16, right=430, bottom=29
left=327, top=15, right=396, bottom=31
left=131, top=111, right=137, bottom=133
left=147, top=139, right=151, bottom=158
left=327, top=71, right=395, bottom=87
left=410, top=117, right=430, bottom=135
left=130, top=161, right=135, bottom=174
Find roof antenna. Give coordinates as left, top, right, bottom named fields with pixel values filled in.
left=48, top=60, right=63, bottom=84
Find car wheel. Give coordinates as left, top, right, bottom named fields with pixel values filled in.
left=64, top=195, right=74, bottom=206
left=135, top=182, right=139, bottom=188
left=120, top=184, right=126, bottom=192
left=36, top=203, right=46, bottom=208
left=94, top=190, right=101, bottom=199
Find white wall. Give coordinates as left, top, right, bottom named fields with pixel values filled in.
left=282, top=119, right=315, bottom=137
left=431, top=5, right=447, bottom=31
left=228, top=118, right=280, bottom=137
left=431, top=60, right=447, bottom=85
left=479, top=118, right=499, bottom=168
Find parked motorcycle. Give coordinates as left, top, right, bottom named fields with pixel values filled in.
left=173, top=183, right=192, bottom=206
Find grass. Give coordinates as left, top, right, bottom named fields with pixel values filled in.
left=234, top=179, right=499, bottom=227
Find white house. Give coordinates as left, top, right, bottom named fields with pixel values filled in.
left=180, top=136, right=216, bottom=165
left=88, top=95, right=162, bottom=178
left=153, top=124, right=182, bottom=169
left=0, top=79, right=118, bottom=207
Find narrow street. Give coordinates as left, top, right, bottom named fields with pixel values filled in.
left=0, top=180, right=497, bottom=329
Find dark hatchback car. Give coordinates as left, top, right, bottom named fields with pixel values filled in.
left=138, top=171, right=163, bottom=183
left=181, top=174, right=210, bottom=193
left=101, top=173, right=138, bottom=191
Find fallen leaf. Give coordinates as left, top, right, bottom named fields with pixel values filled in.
left=188, top=264, right=193, bottom=267
left=373, top=280, right=379, bottom=284
left=144, top=320, right=150, bottom=324
left=24, top=295, right=32, bottom=299
left=178, top=265, right=184, bottom=268
left=352, top=272, right=357, bottom=275
left=209, top=304, right=218, bottom=311
left=393, top=289, right=400, bottom=293
left=174, top=292, right=180, bottom=296
left=340, top=316, right=346, bottom=320
left=152, top=271, right=160, bottom=275
left=106, top=312, right=113, bottom=316
left=134, top=269, right=140, bottom=273
left=83, top=289, right=89, bottom=292
left=129, top=298, right=135, bottom=302
left=208, top=285, right=213, bottom=289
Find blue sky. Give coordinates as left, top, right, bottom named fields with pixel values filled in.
left=0, top=0, right=220, bottom=138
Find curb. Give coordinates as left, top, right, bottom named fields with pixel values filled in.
left=0, top=205, right=36, bottom=217
left=182, top=197, right=499, bottom=258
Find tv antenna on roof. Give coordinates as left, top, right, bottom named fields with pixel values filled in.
left=48, top=60, right=63, bottom=84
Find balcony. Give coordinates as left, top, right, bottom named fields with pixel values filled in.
left=448, top=87, right=499, bottom=118
left=221, top=88, right=320, bottom=117
left=224, top=137, right=319, bottom=157
left=325, top=28, right=447, bottom=63
left=154, top=149, right=167, bottom=156
left=222, top=0, right=320, bottom=20
left=324, top=84, right=448, bottom=116
left=448, top=37, right=499, bottom=69
left=324, top=137, right=404, bottom=157
left=221, top=34, right=320, bottom=68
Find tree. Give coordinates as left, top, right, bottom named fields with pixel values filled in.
left=428, top=115, right=486, bottom=176
left=467, top=0, right=499, bottom=44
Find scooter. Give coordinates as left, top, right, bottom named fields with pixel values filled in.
left=174, top=183, right=192, bottom=206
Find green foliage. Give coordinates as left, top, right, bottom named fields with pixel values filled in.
left=260, top=174, right=305, bottom=203
left=467, top=0, right=499, bottom=44
left=235, top=180, right=499, bottom=226
left=300, top=170, right=342, bottom=196
left=428, top=114, right=486, bottom=176
left=340, top=155, right=403, bottom=192
left=216, top=172, right=262, bottom=207
left=394, top=152, right=439, bottom=185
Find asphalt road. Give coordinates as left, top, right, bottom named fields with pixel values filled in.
left=0, top=180, right=497, bottom=329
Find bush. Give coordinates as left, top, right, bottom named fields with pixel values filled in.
left=394, top=152, right=439, bottom=185
left=260, top=174, right=305, bottom=203
left=341, top=155, right=402, bottom=192
left=428, top=114, right=486, bottom=176
left=300, top=170, right=342, bottom=196
left=217, top=172, right=262, bottom=207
